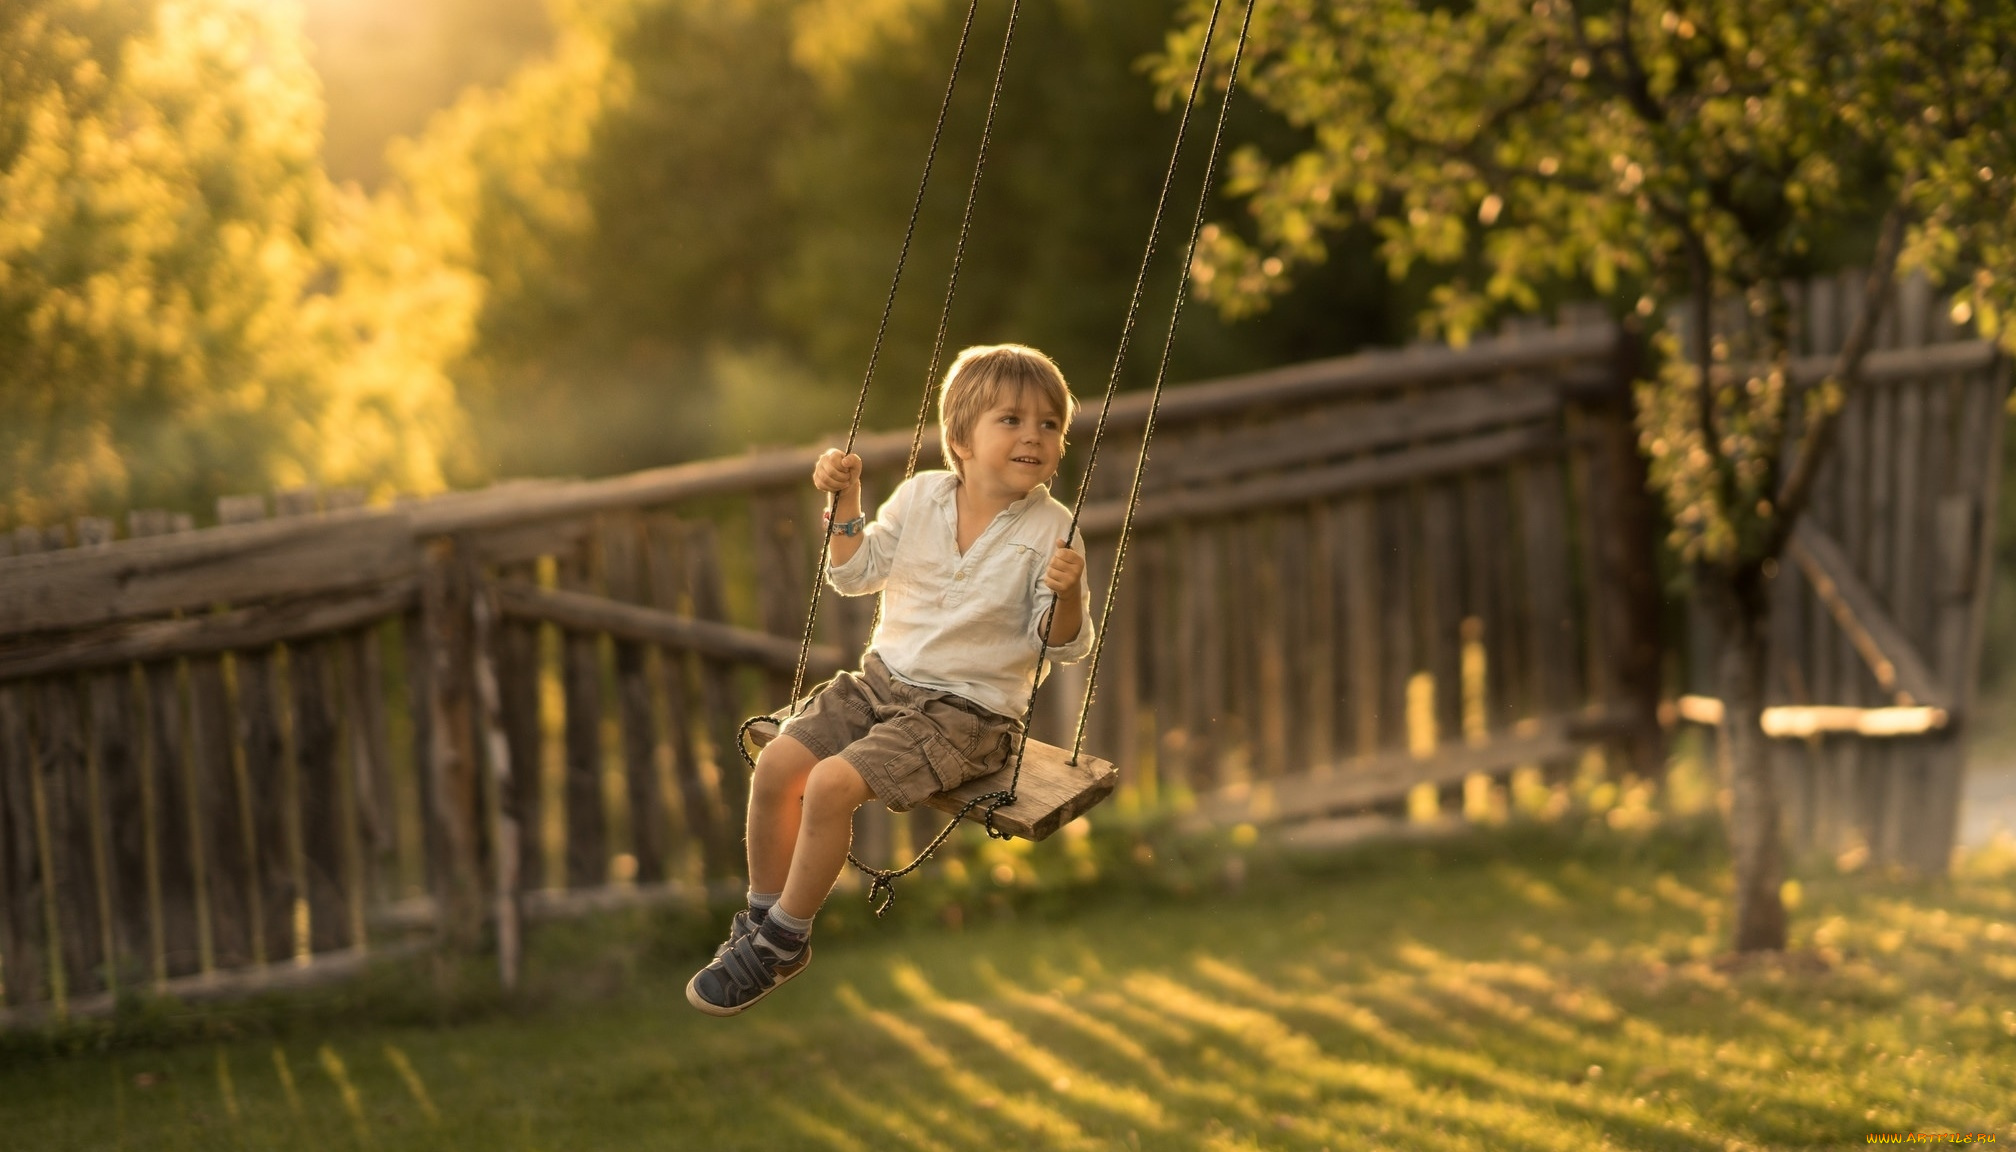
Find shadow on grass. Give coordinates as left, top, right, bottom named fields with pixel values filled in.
left=5, top=815, right=2015, bottom=1151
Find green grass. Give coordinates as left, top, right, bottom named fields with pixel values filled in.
left=4, top=815, right=2015, bottom=1151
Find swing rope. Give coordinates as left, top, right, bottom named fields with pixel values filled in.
left=1064, top=0, right=1259, bottom=766
left=960, top=0, right=1260, bottom=866
left=737, top=0, right=1028, bottom=902
left=744, top=0, right=1261, bottom=918
left=778, top=0, right=994, bottom=717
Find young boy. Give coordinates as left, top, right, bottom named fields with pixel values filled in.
left=686, top=344, right=1095, bottom=1016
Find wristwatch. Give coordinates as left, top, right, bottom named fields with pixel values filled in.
left=822, top=509, right=868, bottom=537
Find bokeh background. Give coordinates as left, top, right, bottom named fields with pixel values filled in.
left=9, top=0, right=2015, bottom=832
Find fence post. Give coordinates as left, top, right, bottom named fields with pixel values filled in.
left=419, top=537, right=484, bottom=947
left=1582, top=322, right=1666, bottom=777
left=468, top=548, right=521, bottom=990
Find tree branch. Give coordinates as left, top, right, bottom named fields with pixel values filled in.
left=1610, top=0, right=1669, bottom=126
left=1764, top=181, right=1915, bottom=559
left=1684, top=224, right=1733, bottom=523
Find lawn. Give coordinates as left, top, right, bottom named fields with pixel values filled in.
left=4, top=816, right=2014, bottom=1151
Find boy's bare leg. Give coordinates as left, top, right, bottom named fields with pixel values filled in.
left=778, top=756, right=874, bottom=920
left=687, top=741, right=837, bottom=1016
left=747, top=735, right=819, bottom=895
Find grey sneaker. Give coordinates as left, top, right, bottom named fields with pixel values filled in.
left=685, top=931, right=811, bottom=1017
left=712, top=908, right=762, bottom=962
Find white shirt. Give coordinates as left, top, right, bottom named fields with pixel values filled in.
left=827, top=470, right=1095, bottom=718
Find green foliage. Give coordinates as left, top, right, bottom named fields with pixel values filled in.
left=1162, top=0, right=2016, bottom=569
left=433, top=0, right=1398, bottom=481
left=453, top=0, right=816, bottom=476
left=770, top=0, right=1399, bottom=434
left=0, top=0, right=468, bottom=526
left=3, top=0, right=1411, bottom=519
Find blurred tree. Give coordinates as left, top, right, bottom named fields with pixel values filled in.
left=775, top=0, right=1393, bottom=436
left=1163, top=0, right=2016, bottom=950
left=303, top=0, right=553, bottom=189
left=390, top=0, right=812, bottom=477
left=431, top=0, right=1397, bottom=479
left=369, top=0, right=663, bottom=479
left=0, top=0, right=466, bottom=527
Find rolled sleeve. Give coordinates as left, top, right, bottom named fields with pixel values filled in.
left=826, top=478, right=914, bottom=596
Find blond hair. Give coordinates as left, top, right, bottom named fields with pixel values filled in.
left=938, top=344, right=1077, bottom=478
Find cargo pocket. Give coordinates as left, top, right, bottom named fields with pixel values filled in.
left=919, top=730, right=978, bottom=794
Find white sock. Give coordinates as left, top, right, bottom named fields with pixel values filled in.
left=759, top=905, right=813, bottom=955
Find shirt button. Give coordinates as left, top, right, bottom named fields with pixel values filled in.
left=955, top=571, right=966, bottom=580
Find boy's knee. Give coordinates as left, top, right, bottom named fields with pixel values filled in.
left=803, top=756, right=871, bottom=813
left=752, top=735, right=815, bottom=787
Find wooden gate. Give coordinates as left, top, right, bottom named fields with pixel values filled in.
left=1685, top=273, right=2010, bottom=874
left=0, top=316, right=1659, bottom=1023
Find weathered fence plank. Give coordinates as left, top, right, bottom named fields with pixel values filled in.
left=1420, top=482, right=1465, bottom=746
left=0, top=688, right=49, bottom=1006
left=493, top=562, right=546, bottom=892
left=1300, top=507, right=1338, bottom=776
left=0, top=510, right=414, bottom=639
left=1515, top=459, right=1577, bottom=715
left=1339, top=498, right=1382, bottom=757
left=39, top=678, right=102, bottom=998
left=187, top=649, right=247, bottom=970
left=342, top=625, right=395, bottom=932
left=684, top=523, right=750, bottom=845
left=0, top=583, right=418, bottom=686
left=418, top=538, right=484, bottom=944
left=207, top=497, right=289, bottom=969
left=645, top=515, right=732, bottom=878
left=1459, top=475, right=1510, bottom=728
left=555, top=538, right=606, bottom=890
left=493, top=583, right=845, bottom=674
left=86, top=669, right=147, bottom=991
left=1378, top=493, right=1417, bottom=755
left=1076, top=424, right=1556, bottom=536
left=1182, top=523, right=1226, bottom=787
left=749, top=490, right=813, bottom=713
left=600, top=513, right=667, bottom=884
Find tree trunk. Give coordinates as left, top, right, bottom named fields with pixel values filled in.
left=1702, top=563, right=1786, bottom=952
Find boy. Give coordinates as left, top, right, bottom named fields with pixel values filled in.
left=686, top=344, right=1095, bottom=1016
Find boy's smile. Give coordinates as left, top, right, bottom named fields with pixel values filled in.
left=953, top=385, right=1064, bottom=501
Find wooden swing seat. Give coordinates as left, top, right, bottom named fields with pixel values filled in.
left=744, top=717, right=1117, bottom=841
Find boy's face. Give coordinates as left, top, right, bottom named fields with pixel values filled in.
left=952, top=383, right=1064, bottom=496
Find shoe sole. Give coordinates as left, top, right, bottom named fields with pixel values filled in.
left=684, top=946, right=811, bottom=1017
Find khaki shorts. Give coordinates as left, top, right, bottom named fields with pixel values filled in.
left=776, top=652, right=1021, bottom=812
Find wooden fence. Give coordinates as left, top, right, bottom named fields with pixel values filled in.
left=1680, top=272, right=2009, bottom=875
left=0, top=317, right=1666, bottom=1022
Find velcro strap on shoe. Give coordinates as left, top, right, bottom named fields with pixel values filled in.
left=721, top=933, right=775, bottom=993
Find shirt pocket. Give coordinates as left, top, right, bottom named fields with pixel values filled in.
left=882, top=527, right=936, bottom=600
left=983, top=542, right=1045, bottom=625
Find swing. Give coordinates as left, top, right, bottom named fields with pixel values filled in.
left=740, top=0, right=1260, bottom=908
left=743, top=715, right=1114, bottom=842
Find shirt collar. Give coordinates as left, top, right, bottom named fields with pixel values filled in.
left=932, top=474, right=1050, bottom=513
